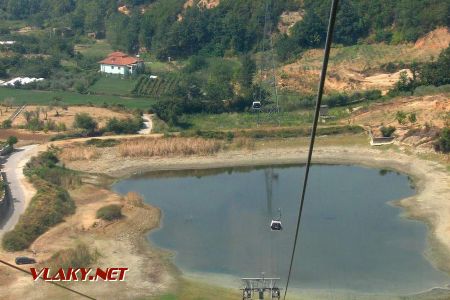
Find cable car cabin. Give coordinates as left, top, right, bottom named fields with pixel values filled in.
left=252, top=101, right=262, bottom=110
left=270, top=220, right=282, bottom=231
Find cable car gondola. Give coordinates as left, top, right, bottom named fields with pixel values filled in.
left=252, top=101, right=262, bottom=110
left=270, top=209, right=282, bottom=231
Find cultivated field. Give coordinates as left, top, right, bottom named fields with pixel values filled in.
left=0, top=87, right=155, bottom=109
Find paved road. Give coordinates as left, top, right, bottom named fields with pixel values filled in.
left=0, top=145, right=37, bottom=235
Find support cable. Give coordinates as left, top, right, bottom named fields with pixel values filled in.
left=0, top=259, right=96, bottom=300
left=283, top=0, right=340, bottom=298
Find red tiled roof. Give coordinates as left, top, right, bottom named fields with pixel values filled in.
left=99, top=52, right=143, bottom=66
left=109, top=51, right=127, bottom=57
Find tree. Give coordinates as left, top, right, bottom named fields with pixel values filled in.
left=6, top=136, right=18, bottom=147
left=73, top=113, right=97, bottom=134
left=419, top=46, right=450, bottom=87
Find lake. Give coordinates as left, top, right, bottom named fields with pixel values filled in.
left=113, top=165, right=449, bottom=296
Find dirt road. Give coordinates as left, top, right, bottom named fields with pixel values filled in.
left=138, top=114, right=153, bottom=134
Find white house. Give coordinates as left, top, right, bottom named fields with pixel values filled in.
left=99, top=52, right=144, bottom=76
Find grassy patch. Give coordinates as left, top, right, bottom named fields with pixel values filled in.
left=184, top=125, right=364, bottom=140
left=0, top=87, right=155, bottom=109
left=178, top=108, right=349, bottom=131
left=85, top=138, right=120, bottom=148
left=75, top=40, right=113, bottom=58
left=88, top=77, right=137, bottom=96
left=145, top=278, right=239, bottom=300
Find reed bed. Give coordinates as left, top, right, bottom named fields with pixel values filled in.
left=60, top=146, right=100, bottom=161
left=118, top=137, right=223, bottom=157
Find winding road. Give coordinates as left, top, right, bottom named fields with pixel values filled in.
left=0, top=145, right=38, bottom=236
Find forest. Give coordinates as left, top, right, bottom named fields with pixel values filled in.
left=0, top=0, right=448, bottom=60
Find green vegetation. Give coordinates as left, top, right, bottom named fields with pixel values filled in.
left=6, top=135, right=17, bottom=146
left=88, top=77, right=137, bottom=96
left=105, top=115, right=143, bottom=134
left=73, top=112, right=97, bottom=134
left=181, top=125, right=364, bottom=140
left=277, top=0, right=449, bottom=61
left=0, top=177, right=6, bottom=200
left=133, top=74, right=180, bottom=97
left=2, top=149, right=77, bottom=251
left=85, top=138, right=120, bottom=148
left=96, top=204, right=122, bottom=221
left=1, top=119, right=12, bottom=128
left=435, top=127, right=450, bottom=153
left=395, top=111, right=407, bottom=125
left=389, top=46, right=450, bottom=96
left=380, top=126, right=396, bottom=137
left=0, top=87, right=155, bottom=109
left=75, top=40, right=114, bottom=59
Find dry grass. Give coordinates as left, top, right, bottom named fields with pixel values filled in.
left=233, top=137, right=256, bottom=150
left=60, top=146, right=100, bottom=161
left=118, top=137, right=223, bottom=157
left=123, top=191, right=144, bottom=207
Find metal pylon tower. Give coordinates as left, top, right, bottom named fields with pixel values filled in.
left=241, top=277, right=281, bottom=299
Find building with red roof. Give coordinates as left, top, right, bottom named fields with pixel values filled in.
left=99, top=52, right=144, bottom=76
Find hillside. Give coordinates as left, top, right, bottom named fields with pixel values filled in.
left=279, top=27, right=450, bottom=94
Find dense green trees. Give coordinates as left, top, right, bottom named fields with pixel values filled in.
left=276, top=0, right=449, bottom=61
left=1, top=0, right=448, bottom=60
left=420, top=46, right=450, bottom=87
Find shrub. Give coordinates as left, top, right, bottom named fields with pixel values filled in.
left=2, top=178, right=75, bottom=251
left=104, top=116, right=143, bottom=134
left=408, top=113, right=417, bottom=124
left=2, top=119, right=12, bottom=128
left=380, top=126, right=396, bottom=137
left=73, top=113, right=97, bottom=134
left=6, top=136, right=18, bottom=146
left=96, top=204, right=122, bottom=221
left=48, top=243, right=95, bottom=271
left=435, top=127, right=450, bottom=153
